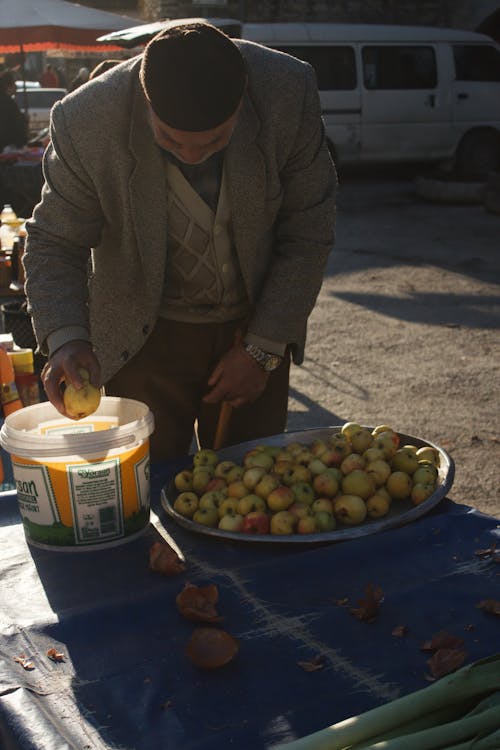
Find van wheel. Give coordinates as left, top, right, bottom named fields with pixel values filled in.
left=454, top=130, right=500, bottom=180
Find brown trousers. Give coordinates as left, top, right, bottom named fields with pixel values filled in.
left=105, top=318, right=290, bottom=461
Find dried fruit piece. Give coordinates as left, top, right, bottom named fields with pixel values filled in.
left=176, top=583, right=223, bottom=622
left=298, top=655, right=325, bottom=672
left=427, top=648, right=467, bottom=679
left=14, top=654, right=35, bottom=670
left=149, top=542, right=185, bottom=576
left=421, top=630, right=465, bottom=652
left=349, top=583, right=384, bottom=623
left=477, top=599, right=500, bottom=616
left=185, top=628, right=239, bottom=669
left=47, top=648, right=65, bottom=662
left=392, top=624, right=408, bottom=637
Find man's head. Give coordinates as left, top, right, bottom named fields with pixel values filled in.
left=140, top=20, right=246, bottom=162
left=0, top=70, right=16, bottom=96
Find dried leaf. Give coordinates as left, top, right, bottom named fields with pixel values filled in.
left=421, top=630, right=465, bottom=652
left=47, top=648, right=65, bottom=662
left=427, top=648, right=467, bottom=679
left=298, top=655, right=325, bottom=672
left=14, top=654, right=35, bottom=670
left=349, top=583, right=384, bottom=623
left=474, top=543, right=499, bottom=561
left=476, top=599, right=500, bottom=616
left=185, top=628, right=238, bottom=669
left=334, top=598, right=349, bottom=606
left=392, top=625, right=408, bottom=637
left=176, top=583, right=223, bottom=623
left=149, top=542, right=185, bottom=576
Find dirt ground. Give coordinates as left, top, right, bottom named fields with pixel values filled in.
left=286, top=165, right=499, bottom=518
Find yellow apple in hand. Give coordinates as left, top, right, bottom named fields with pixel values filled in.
left=63, top=368, right=101, bottom=420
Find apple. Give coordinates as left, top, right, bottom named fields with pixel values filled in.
left=288, top=501, right=313, bottom=520
left=261, top=446, right=282, bottom=459
left=204, top=477, right=227, bottom=493
left=174, top=469, right=194, bottom=492
left=416, top=446, right=440, bottom=467
left=270, top=510, right=296, bottom=535
left=325, top=467, right=343, bottom=484
left=373, top=430, right=399, bottom=458
left=366, top=459, right=392, bottom=487
left=371, top=424, right=394, bottom=437
left=218, top=498, right=240, bottom=518
left=192, top=467, right=215, bottom=495
left=366, top=494, right=391, bottom=518
left=391, top=447, right=419, bottom=474
left=227, top=480, right=249, bottom=500
left=318, top=447, right=344, bottom=467
left=341, top=421, right=362, bottom=439
left=363, top=446, right=386, bottom=463
left=412, top=464, right=438, bottom=485
left=225, top=465, right=245, bottom=484
left=334, top=495, right=367, bottom=526
left=374, top=485, right=391, bottom=503
left=313, top=471, right=338, bottom=498
left=341, top=469, right=375, bottom=500
left=310, top=439, right=328, bottom=457
left=243, top=450, right=274, bottom=471
left=273, top=459, right=294, bottom=476
left=297, top=515, right=318, bottom=534
left=63, top=368, right=101, bottom=420
left=242, top=466, right=267, bottom=490
left=308, top=458, right=329, bottom=475
left=290, top=481, right=316, bottom=506
left=242, top=511, right=271, bottom=534
left=193, top=506, right=219, bottom=527
left=255, top=473, right=281, bottom=499
left=312, top=498, right=334, bottom=514
left=199, top=490, right=226, bottom=510
left=218, top=512, right=244, bottom=532
left=350, top=428, right=373, bottom=454
left=173, top=491, right=199, bottom=517
left=267, top=485, right=294, bottom=512
left=193, top=448, right=219, bottom=469
left=386, top=471, right=412, bottom=500
left=340, top=453, right=366, bottom=474
left=285, top=441, right=305, bottom=456
left=237, top=494, right=267, bottom=515
left=314, top=510, right=336, bottom=532
left=282, top=464, right=312, bottom=486
left=214, top=460, right=237, bottom=478
left=411, top=483, right=435, bottom=506
left=327, top=433, right=352, bottom=458
left=294, top=449, right=315, bottom=465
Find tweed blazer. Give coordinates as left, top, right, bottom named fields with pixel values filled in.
left=24, top=40, right=337, bottom=384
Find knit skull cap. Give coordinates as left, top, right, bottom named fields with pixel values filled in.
left=140, top=20, right=247, bottom=132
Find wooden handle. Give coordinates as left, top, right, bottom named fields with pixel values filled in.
left=213, top=401, right=233, bottom=450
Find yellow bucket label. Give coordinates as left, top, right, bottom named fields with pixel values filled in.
left=12, top=440, right=150, bottom=547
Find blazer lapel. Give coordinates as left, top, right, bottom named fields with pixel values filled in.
left=127, top=81, right=168, bottom=290
left=226, top=94, right=265, bottom=289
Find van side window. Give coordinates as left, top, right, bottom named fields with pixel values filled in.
left=453, top=44, right=500, bottom=82
left=275, top=45, right=356, bottom=90
left=362, top=46, right=437, bottom=89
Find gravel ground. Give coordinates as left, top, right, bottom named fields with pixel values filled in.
left=286, top=165, right=499, bottom=518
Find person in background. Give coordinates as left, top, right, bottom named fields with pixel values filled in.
left=68, top=67, right=89, bottom=92
left=89, top=59, right=123, bottom=81
left=0, top=70, right=28, bottom=152
left=39, top=64, right=59, bottom=88
left=24, top=20, right=337, bottom=461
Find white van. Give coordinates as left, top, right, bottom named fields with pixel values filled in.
left=241, top=23, right=500, bottom=178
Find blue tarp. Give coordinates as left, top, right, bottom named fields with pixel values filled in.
left=1, top=461, right=499, bottom=750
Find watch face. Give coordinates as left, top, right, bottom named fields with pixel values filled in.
left=265, top=355, right=281, bottom=372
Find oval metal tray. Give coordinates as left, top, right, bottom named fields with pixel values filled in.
left=160, top=427, right=455, bottom=544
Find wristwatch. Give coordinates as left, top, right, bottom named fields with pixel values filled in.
left=244, top=343, right=283, bottom=372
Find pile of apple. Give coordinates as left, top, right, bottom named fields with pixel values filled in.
left=171, top=422, right=441, bottom=536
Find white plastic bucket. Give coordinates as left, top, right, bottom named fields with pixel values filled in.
left=0, top=397, right=154, bottom=550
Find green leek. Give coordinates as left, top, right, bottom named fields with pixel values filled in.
left=275, top=654, right=500, bottom=750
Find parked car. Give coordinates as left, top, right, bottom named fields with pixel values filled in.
left=14, top=86, right=67, bottom=136
left=242, top=23, right=500, bottom=178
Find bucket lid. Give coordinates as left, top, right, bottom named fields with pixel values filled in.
left=0, top=397, right=155, bottom=458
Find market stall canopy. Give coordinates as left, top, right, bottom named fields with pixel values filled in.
left=0, top=0, right=146, bottom=53
left=97, top=17, right=242, bottom=48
